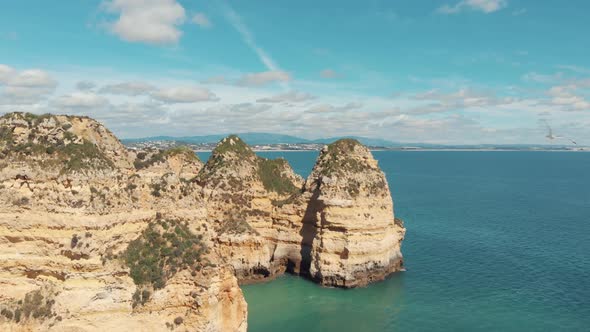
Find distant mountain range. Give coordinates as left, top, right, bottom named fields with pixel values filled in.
left=121, top=133, right=401, bottom=147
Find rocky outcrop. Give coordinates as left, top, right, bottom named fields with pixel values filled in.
left=195, top=135, right=305, bottom=283
left=0, top=212, right=247, bottom=332
left=133, top=146, right=203, bottom=181
left=0, top=113, right=245, bottom=331
left=303, top=139, right=405, bottom=287
left=0, top=112, right=406, bottom=331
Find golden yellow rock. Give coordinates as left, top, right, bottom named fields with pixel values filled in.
left=0, top=113, right=406, bottom=331
left=304, top=139, right=406, bottom=287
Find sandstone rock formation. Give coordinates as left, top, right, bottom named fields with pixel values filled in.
left=0, top=113, right=246, bottom=332
left=304, top=139, right=406, bottom=287
left=194, top=135, right=305, bottom=282
left=0, top=112, right=405, bottom=331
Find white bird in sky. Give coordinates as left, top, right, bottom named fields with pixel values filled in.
left=543, top=120, right=577, bottom=145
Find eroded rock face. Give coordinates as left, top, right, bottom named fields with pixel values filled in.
left=0, top=112, right=406, bottom=331
left=0, top=213, right=247, bottom=332
left=0, top=113, right=245, bottom=331
left=195, top=135, right=305, bottom=283
left=303, top=139, right=406, bottom=287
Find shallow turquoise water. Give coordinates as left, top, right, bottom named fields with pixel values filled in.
left=228, top=151, right=590, bottom=332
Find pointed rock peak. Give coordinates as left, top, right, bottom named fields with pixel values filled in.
left=212, top=134, right=255, bottom=158
left=257, top=157, right=303, bottom=195
left=326, top=138, right=364, bottom=154
left=313, top=139, right=377, bottom=178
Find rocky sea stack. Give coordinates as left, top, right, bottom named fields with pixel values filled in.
left=0, top=112, right=405, bottom=331
left=304, top=139, right=406, bottom=287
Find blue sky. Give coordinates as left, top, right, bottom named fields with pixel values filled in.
left=1, top=0, right=589, bottom=144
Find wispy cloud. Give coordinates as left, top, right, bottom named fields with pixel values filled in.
left=257, top=91, right=316, bottom=103
left=512, top=8, right=527, bottom=16
left=522, top=72, right=564, bottom=84
left=221, top=1, right=289, bottom=89
left=556, top=65, right=590, bottom=75
left=236, top=70, right=291, bottom=87
left=192, top=12, right=212, bottom=29
left=437, top=0, right=508, bottom=14
left=0, top=64, right=58, bottom=104
left=320, top=69, right=341, bottom=79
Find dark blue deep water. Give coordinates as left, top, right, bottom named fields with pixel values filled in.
left=201, top=151, right=590, bottom=331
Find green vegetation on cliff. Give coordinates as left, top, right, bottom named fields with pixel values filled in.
left=134, top=146, right=200, bottom=170
left=0, top=289, right=55, bottom=323
left=212, top=135, right=254, bottom=157
left=257, top=158, right=300, bottom=195
left=319, top=139, right=371, bottom=177
left=123, top=218, right=207, bottom=289
left=196, top=135, right=301, bottom=196
left=194, top=135, right=255, bottom=187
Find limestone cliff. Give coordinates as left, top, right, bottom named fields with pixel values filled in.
left=0, top=113, right=246, bottom=332
left=0, top=112, right=406, bottom=331
left=194, top=135, right=305, bottom=282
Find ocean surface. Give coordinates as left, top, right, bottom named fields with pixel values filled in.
left=199, top=151, right=590, bottom=331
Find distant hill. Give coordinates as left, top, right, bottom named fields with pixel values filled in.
left=122, top=133, right=400, bottom=147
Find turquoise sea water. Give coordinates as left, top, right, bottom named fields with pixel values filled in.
left=208, top=151, right=590, bottom=332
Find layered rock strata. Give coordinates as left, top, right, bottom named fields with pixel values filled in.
left=304, top=139, right=406, bottom=287
left=0, top=112, right=406, bottom=331
left=0, top=113, right=246, bottom=331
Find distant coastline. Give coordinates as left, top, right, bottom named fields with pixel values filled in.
left=123, top=140, right=588, bottom=153
left=121, top=132, right=585, bottom=153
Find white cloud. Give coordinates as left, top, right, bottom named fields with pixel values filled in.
left=546, top=85, right=590, bottom=112
left=192, top=13, right=212, bottom=28
left=76, top=81, right=97, bottom=91
left=151, top=86, right=218, bottom=103
left=257, top=91, right=316, bottom=103
left=237, top=70, right=291, bottom=87
left=556, top=65, right=590, bottom=75
left=201, top=75, right=228, bottom=85
left=522, top=72, right=563, bottom=84
left=102, top=0, right=186, bottom=45
left=320, top=69, right=340, bottom=79
left=0, top=65, right=57, bottom=104
left=2, top=63, right=589, bottom=145
left=305, top=102, right=362, bottom=114
left=100, top=81, right=156, bottom=96
left=411, top=88, right=516, bottom=114
left=437, top=0, right=508, bottom=14
left=52, top=92, right=110, bottom=109
left=8, top=69, right=57, bottom=88
left=0, top=65, right=16, bottom=84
